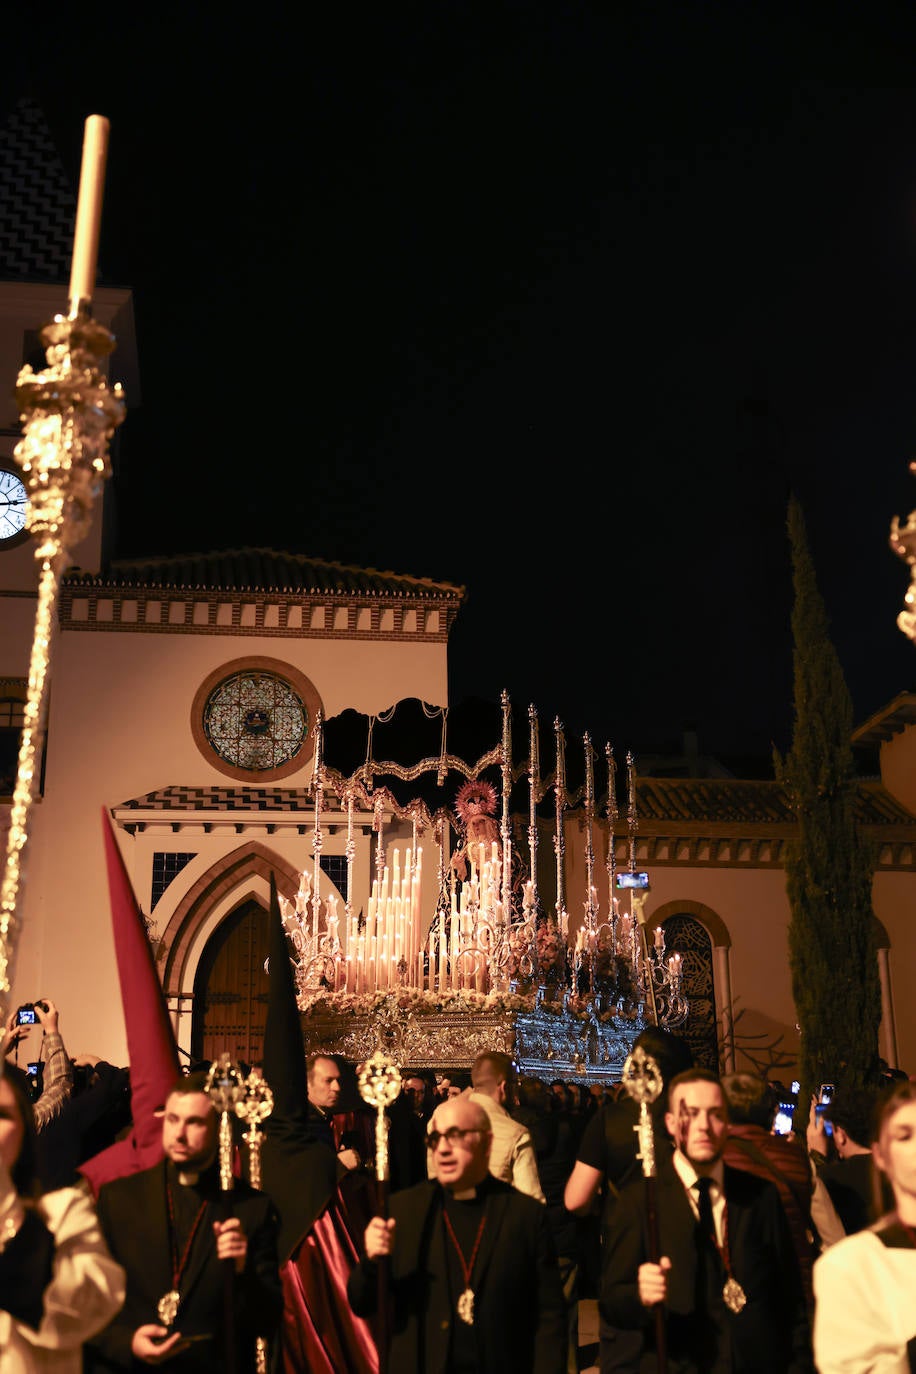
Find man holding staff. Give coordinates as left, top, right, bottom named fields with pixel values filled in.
left=600, top=1068, right=812, bottom=1374
left=348, top=1093, right=566, bottom=1373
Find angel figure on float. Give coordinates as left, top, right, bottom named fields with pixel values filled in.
left=450, top=779, right=501, bottom=882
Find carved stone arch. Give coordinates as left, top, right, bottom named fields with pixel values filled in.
left=160, top=841, right=299, bottom=997
left=646, top=898, right=726, bottom=1072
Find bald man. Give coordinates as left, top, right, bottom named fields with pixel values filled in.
left=348, top=1095, right=566, bottom=1373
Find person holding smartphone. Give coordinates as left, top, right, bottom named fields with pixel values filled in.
left=807, top=1085, right=883, bottom=1236
left=2, top=998, right=73, bottom=1130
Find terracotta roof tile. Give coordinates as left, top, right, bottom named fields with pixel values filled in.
left=65, top=547, right=466, bottom=600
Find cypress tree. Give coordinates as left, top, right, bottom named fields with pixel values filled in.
left=774, top=496, right=881, bottom=1121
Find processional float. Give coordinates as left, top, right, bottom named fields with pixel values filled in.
left=278, top=692, right=691, bottom=1082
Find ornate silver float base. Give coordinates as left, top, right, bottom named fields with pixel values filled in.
left=300, top=996, right=651, bottom=1083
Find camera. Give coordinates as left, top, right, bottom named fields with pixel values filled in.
left=616, top=871, right=649, bottom=889
left=16, top=1000, right=47, bottom=1025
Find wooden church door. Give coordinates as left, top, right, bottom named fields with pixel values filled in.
left=191, top=899, right=270, bottom=1066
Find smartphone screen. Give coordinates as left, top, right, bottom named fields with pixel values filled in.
left=772, top=1105, right=794, bottom=1136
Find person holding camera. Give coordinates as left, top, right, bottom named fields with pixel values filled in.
left=2, top=997, right=72, bottom=1130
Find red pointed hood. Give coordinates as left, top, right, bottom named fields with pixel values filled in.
left=79, top=809, right=181, bottom=1194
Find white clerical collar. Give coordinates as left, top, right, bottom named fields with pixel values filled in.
left=450, top=1186, right=478, bottom=1201
left=177, top=1170, right=200, bottom=1186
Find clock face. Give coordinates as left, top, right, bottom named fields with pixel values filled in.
left=0, top=469, right=28, bottom=542
left=203, top=671, right=308, bottom=771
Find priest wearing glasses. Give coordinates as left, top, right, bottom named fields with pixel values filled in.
left=347, top=1093, right=566, bottom=1373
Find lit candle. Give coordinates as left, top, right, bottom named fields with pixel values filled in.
left=69, top=115, right=110, bottom=311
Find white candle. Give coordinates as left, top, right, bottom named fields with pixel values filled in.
left=366, top=883, right=378, bottom=945
left=69, top=115, right=110, bottom=310
left=438, top=910, right=447, bottom=993
left=451, top=898, right=460, bottom=990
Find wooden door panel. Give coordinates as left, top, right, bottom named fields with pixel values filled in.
left=192, top=900, right=270, bottom=1066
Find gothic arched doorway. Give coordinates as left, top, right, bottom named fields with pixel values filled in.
left=191, top=899, right=270, bottom=1066
left=661, top=913, right=718, bottom=1070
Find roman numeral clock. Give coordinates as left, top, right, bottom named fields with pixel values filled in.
left=0, top=467, right=28, bottom=545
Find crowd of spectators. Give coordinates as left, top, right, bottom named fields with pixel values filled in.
left=3, top=987, right=914, bottom=1374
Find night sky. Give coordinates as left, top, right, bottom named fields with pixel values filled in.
left=10, top=4, right=916, bottom=773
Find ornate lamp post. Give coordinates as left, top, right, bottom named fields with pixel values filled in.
left=0, top=115, right=125, bottom=1014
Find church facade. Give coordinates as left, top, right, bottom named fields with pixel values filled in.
left=2, top=98, right=916, bottom=1083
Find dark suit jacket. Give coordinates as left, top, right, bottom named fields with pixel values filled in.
left=600, top=1161, right=813, bottom=1374
left=86, top=1161, right=283, bottom=1373
left=347, top=1176, right=567, bottom=1374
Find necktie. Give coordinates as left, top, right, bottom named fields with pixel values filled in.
left=694, top=1176, right=724, bottom=1364
left=694, top=1177, right=721, bottom=1311
left=695, top=1176, right=715, bottom=1249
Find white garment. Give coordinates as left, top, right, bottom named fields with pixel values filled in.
left=812, top=1223, right=916, bottom=1374
left=0, top=1179, right=126, bottom=1374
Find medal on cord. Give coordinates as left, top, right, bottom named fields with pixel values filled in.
left=696, top=1184, right=747, bottom=1314
left=442, top=1206, right=487, bottom=1326
left=157, top=1179, right=209, bottom=1328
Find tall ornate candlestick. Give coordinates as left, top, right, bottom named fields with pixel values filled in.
left=605, top=744, right=619, bottom=985
left=527, top=703, right=541, bottom=911
left=235, top=1067, right=274, bottom=1374
left=358, top=1049, right=402, bottom=1374
left=205, top=1053, right=247, bottom=1374
left=310, top=711, right=325, bottom=935
left=582, top=733, right=599, bottom=995
left=621, top=1045, right=668, bottom=1371
left=499, top=689, right=513, bottom=930
left=553, top=717, right=568, bottom=944
left=0, top=115, right=124, bottom=1011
